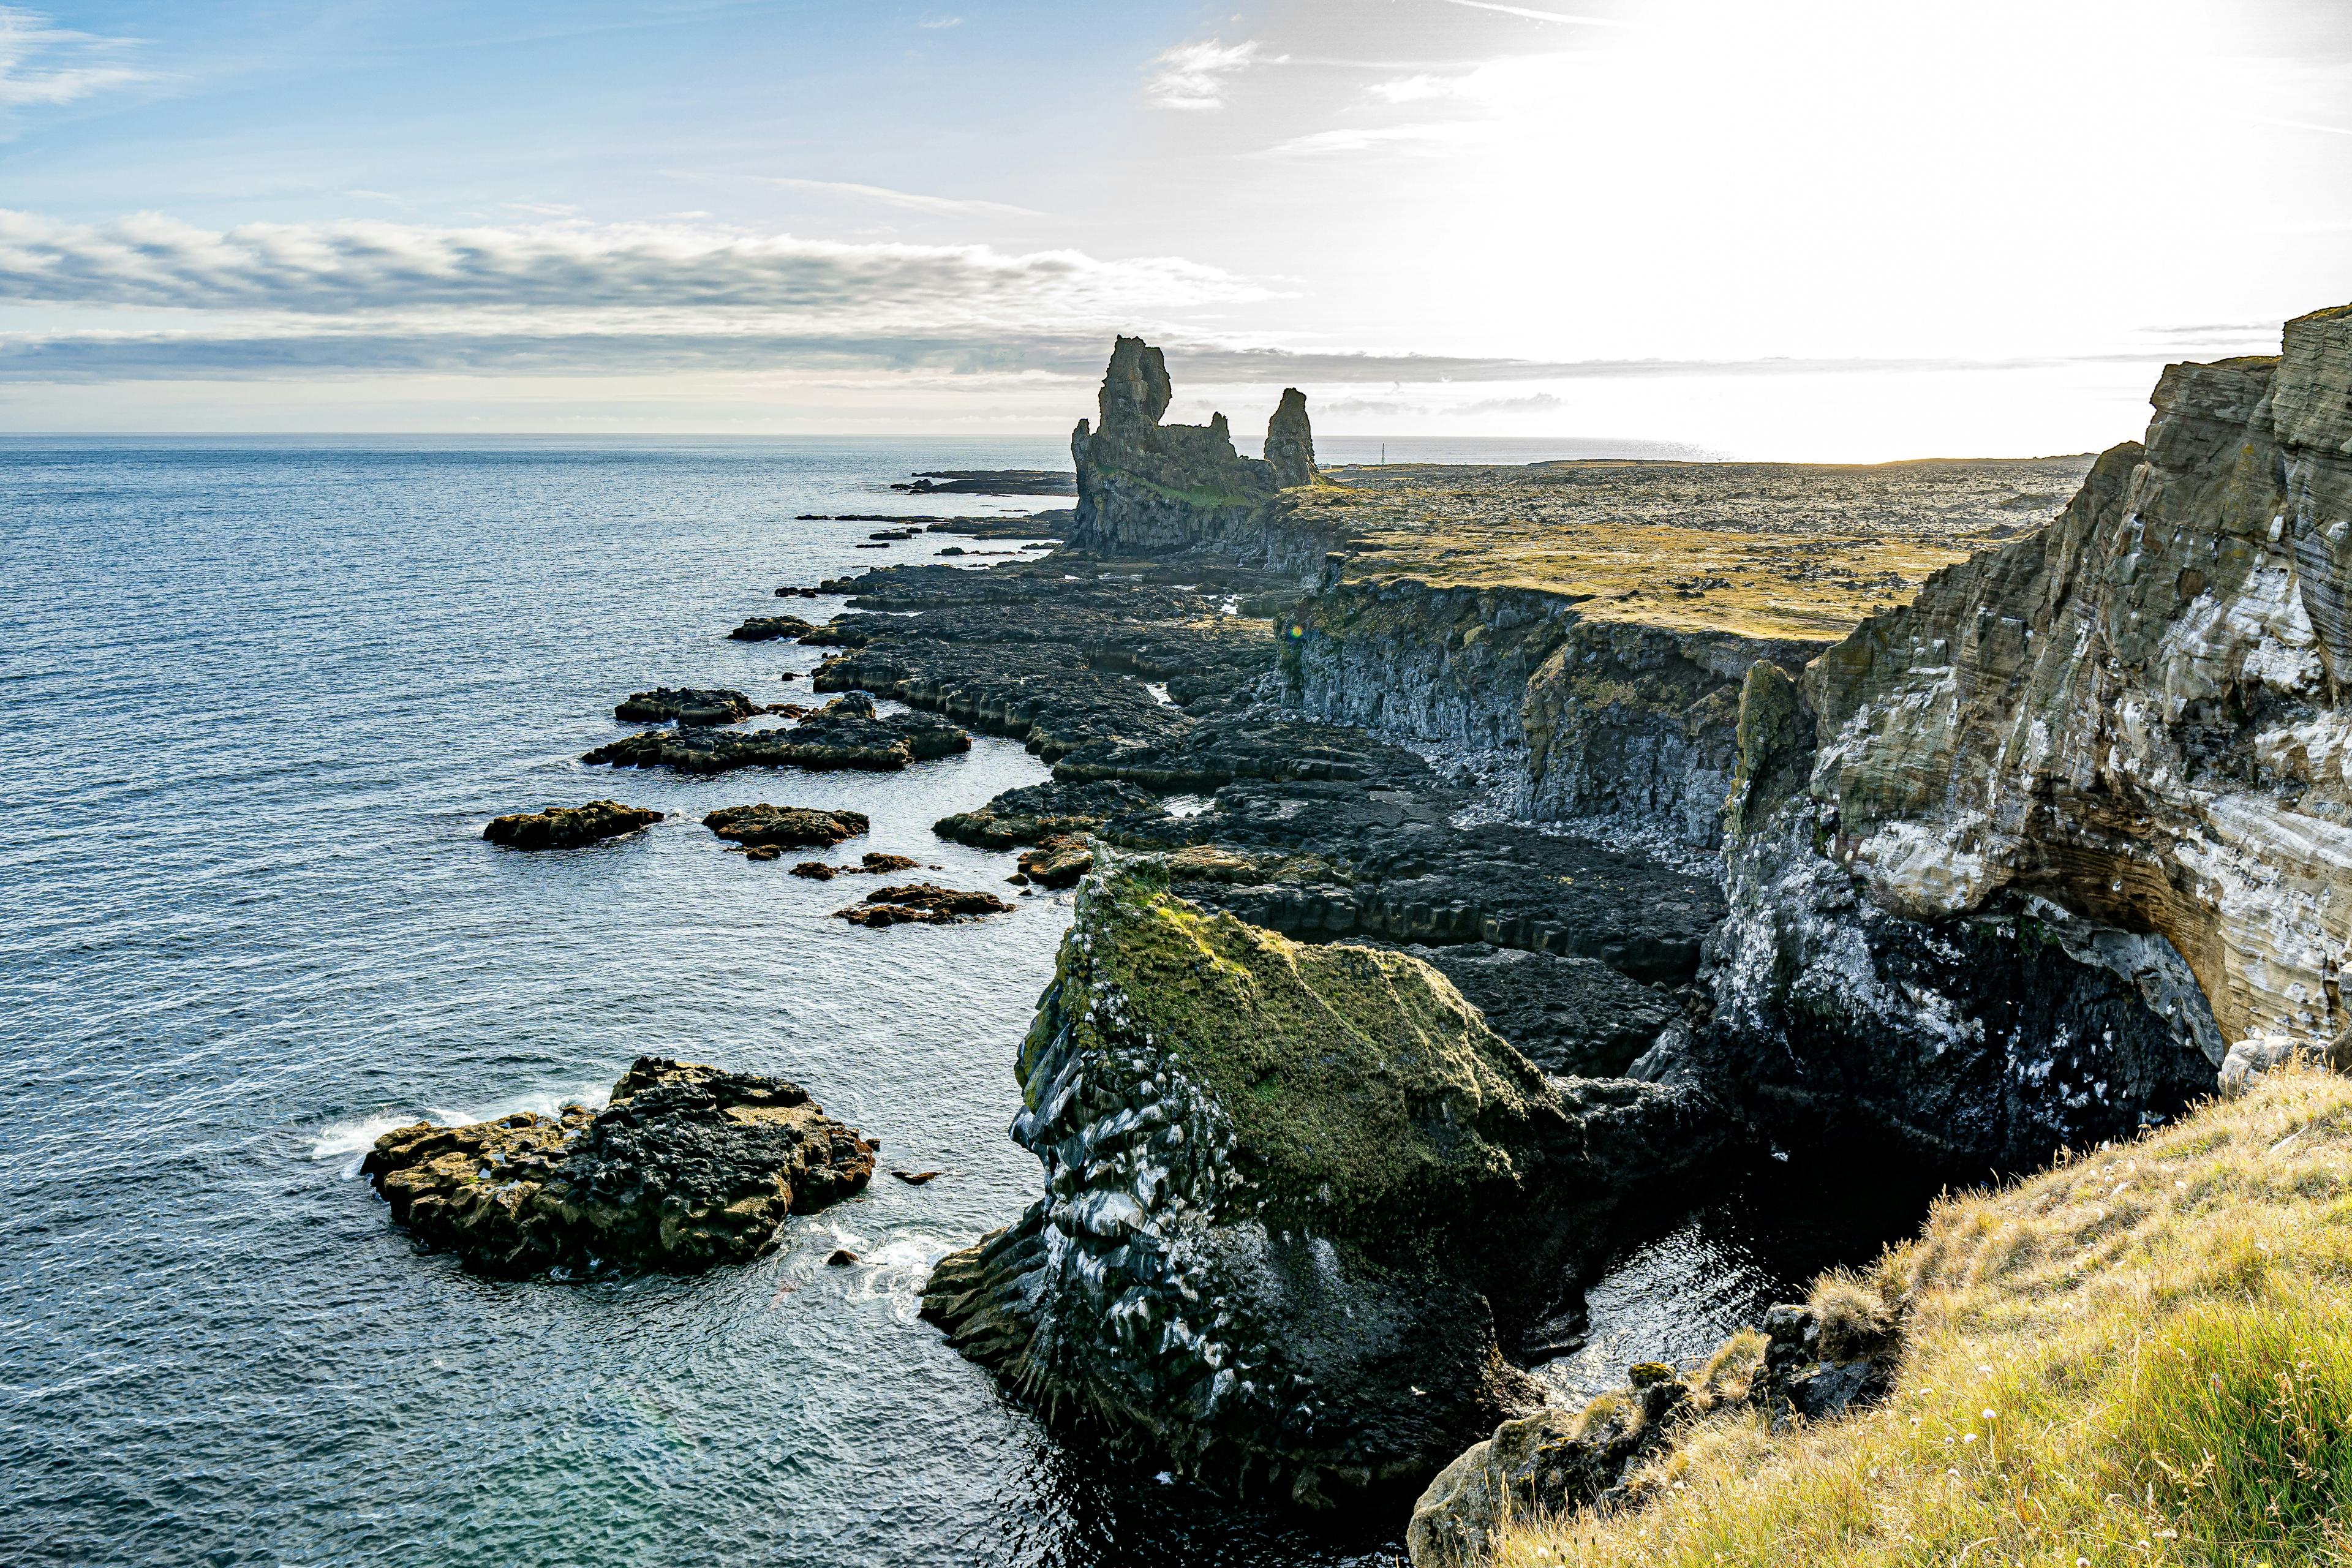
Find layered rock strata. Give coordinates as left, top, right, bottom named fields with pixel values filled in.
left=362, top=1056, right=875, bottom=1276
left=921, top=867, right=1730, bottom=1508
left=482, top=800, right=663, bottom=850
left=1674, top=320, right=2352, bottom=1169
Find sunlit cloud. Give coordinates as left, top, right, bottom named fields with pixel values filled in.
left=1147, top=39, right=1275, bottom=111
left=1432, top=0, right=1635, bottom=27
left=1264, top=121, right=1493, bottom=156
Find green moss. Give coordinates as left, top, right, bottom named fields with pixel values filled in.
left=1048, top=871, right=1549, bottom=1235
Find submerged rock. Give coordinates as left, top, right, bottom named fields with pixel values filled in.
left=835, top=883, right=1016, bottom=928
left=482, top=800, right=664, bottom=850
left=921, top=865, right=1730, bottom=1508
left=702, top=804, right=869, bottom=848
left=614, top=687, right=759, bottom=726
left=585, top=693, right=970, bottom=774
left=361, top=1056, right=876, bottom=1276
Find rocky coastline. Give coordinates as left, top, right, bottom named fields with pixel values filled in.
left=460, top=309, right=2352, bottom=1561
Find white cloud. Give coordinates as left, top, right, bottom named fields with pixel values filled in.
left=1147, top=39, right=1273, bottom=111
left=750, top=176, right=1045, bottom=219
left=0, top=6, right=145, bottom=110
left=918, top=14, right=962, bottom=28
left=0, top=210, right=1262, bottom=341
left=1434, top=0, right=1634, bottom=26
left=1366, top=74, right=1474, bottom=103
left=1265, top=121, right=1494, bottom=157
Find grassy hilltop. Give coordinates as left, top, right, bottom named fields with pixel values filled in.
left=1488, top=1068, right=2352, bottom=1568
left=1297, top=456, right=2096, bottom=641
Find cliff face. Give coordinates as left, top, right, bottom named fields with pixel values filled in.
left=1281, top=581, right=1815, bottom=848
left=1695, top=309, right=2352, bottom=1166
left=1068, top=337, right=1332, bottom=569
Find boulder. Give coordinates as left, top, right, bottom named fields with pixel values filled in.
left=361, top=1056, right=876, bottom=1276
left=920, top=865, right=1731, bottom=1507
left=482, top=800, right=663, bottom=850
left=1015, top=835, right=1094, bottom=889
left=702, top=804, right=869, bottom=849
left=835, top=883, right=1016, bottom=928
left=935, top=778, right=1159, bottom=849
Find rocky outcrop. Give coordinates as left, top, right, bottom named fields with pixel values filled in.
left=729, top=614, right=817, bottom=642
left=702, top=804, right=868, bottom=848
left=1067, top=337, right=1337, bottom=570
left=1015, top=835, right=1093, bottom=889
left=614, top=688, right=759, bottom=726
left=1404, top=1298, right=1899, bottom=1567
left=921, top=866, right=1732, bottom=1508
left=1385, top=943, right=1684, bottom=1080
left=482, top=800, right=663, bottom=849
left=935, top=778, right=1159, bottom=849
left=362, top=1056, right=875, bottom=1276
left=834, top=883, right=1014, bottom=927
left=1684, top=314, right=2352, bottom=1169
left=584, top=693, right=969, bottom=774
left=1265, top=388, right=1317, bottom=490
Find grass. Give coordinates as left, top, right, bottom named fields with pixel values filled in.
left=1488, top=1066, right=2352, bottom=1568
left=1292, top=457, right=2095, bottom=642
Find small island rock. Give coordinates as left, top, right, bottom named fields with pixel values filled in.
left=483, top=801, right=664, bottom=850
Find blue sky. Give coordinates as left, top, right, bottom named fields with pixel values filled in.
left=4, top=0, right=2351, bottom=453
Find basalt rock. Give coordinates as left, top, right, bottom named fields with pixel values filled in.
left=1015, top=835, right=1094, bottom=889
left=920, top=867, right=1733, bottom=1509
left=1692, top=316, right=2352, bottom=1170
left=934, top=778, right=1159, bottom=850
left=1404, top=1302, right=1894, bottom=1567
left=1384, top=943, right=1684, bottom=1080
left=1067, top=337, right=1339, bottom=570
left=361, top=1056, right=876, bottom=1276
left=729, top=614, right=818, bottom=642
left=584, top=693, right=970, bottom=774
left=701, top=804, right=869, bottom=849
left=835, top=883, right=1015, bottom=928
left=614, top=687, right=760, bottom=726
left=482, top=800, right=664, bottom=850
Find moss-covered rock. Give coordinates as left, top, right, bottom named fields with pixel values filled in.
left=921, top=864, right=1732, bottom=1508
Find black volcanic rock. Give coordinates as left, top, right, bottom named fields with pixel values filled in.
left=703, top=804, right=869, bottom=848
left=585, top=693, right=970, bottom=774
left=361, top=1056, right=876, bottom=1276
left=483, top=800, right=663, bottom=850
left=615, top=687, right=759, bottom=726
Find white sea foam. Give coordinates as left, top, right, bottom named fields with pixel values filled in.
left=308, top=1082, right=610, bottom=1178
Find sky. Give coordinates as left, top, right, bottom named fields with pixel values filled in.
left=1, top=0, right=2350, bottom=456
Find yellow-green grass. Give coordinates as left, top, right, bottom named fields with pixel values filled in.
left=1490, top=1066, right=2352, bottom=1568
left=1297, top=457, right=2095, bottom=642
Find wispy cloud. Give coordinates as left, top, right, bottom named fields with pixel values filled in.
left=1147, top=39, right=1275, bottom=111
left=749, top=176, right=1044, bottom=219
left=0, top=5, right=146, bottom=111
left=0, top=209, right=1253, bottom=325
left=1434, top=0, right=1633, bottom=26
left=918, top=14, right=962, bottom=28
left=1264, top=121, right=1493, bottom=157
left=1366, top=74, right=1474, bottom=104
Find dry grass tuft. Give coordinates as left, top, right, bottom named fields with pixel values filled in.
left=1488, top=1067, right=2352, bottom=1568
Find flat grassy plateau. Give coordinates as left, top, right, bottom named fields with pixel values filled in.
left=1491, top=1068, right=2352, bottom=1567
left=1297, top=456, right=2097, bottom=641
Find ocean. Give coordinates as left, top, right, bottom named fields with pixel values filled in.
left=0, top=436, right=1910, bottom=1567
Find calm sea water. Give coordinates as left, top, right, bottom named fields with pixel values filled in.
left=0, top=437, right=1907, bottom=1568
